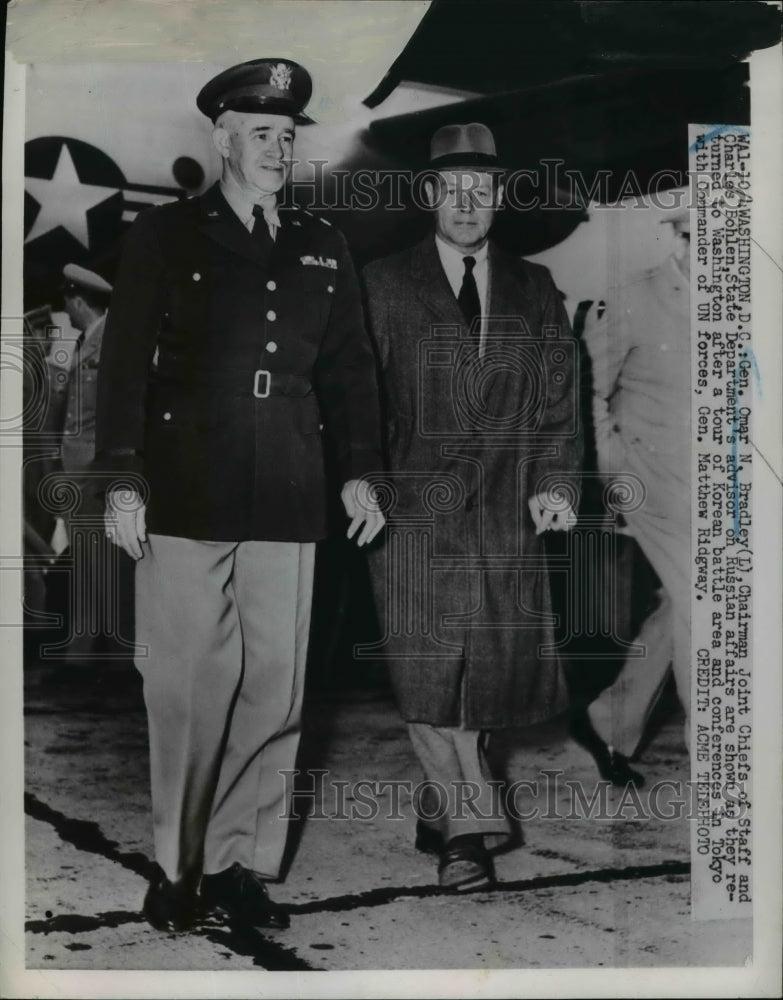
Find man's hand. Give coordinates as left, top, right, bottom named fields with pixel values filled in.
left=105, top=488, right=147, bottom=560
left=50, top=517, right=70, bottom=556
left=528, top=490, right=576, bottom=535
left=341, top=478, right=385, bottom=546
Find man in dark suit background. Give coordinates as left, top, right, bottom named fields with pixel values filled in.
left=97, top=58, right=384, bottom=932
left=362, top=124, right=582, bottom=891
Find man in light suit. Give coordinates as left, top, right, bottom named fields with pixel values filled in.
left=573, top=210, right=691, bottom=786
left=97, top=59, right=384, bottom=932
left=362, top=124, right=582, bottom=890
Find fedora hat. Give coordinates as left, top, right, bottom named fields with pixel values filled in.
left=429, top=123, right=504, bottom=171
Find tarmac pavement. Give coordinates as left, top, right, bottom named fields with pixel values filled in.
left=23, top=663, right=752, bottom=971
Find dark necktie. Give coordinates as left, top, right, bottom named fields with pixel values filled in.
left=457, top=255, right=481, bottom=344
left=251, top=204, right=273, bottom=247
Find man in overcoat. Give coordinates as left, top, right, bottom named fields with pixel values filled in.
left=362, top=124, right=582, bottom=890
left=96, top=58, right=384, bottom=932
left=573, top=210, right=691, bottom=786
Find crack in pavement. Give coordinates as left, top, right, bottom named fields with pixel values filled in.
left=25, top=792, right=315, bottom=971
left=285, top=860, right=691, bottom=915
left=27, top=911, right=143, bottom=934
left=25, top=910, right=316, bottom=971
left=25, top=791, right=689, bottom=968
left=25, top=792, right=154, bottom=879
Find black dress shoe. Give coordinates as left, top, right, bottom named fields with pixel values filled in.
left=414, top=820, right=444, bottom=855
left=570, top=711, right=645, bottom=787
left=142, top=870, right=198, bottom=932
left=201, top=862, right=290, bottom=930
left=438, top=834, right=495, bottom=892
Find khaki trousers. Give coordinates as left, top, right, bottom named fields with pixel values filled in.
left=135, top=534, right=315, bottom=884
left=588, top=511, right=690, bottom=758
left=408, top=723, right=512, bottom=848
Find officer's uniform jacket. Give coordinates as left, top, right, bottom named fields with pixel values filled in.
left=61, top=315, right=105, bottom=475
left=96, top=183, right=382, bottom=542
left=584, top=255, right=690, bottom=525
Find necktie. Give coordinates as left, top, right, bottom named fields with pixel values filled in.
left=71, top=329, right=85, bottom=370
left=457, top=255, right=481, bottom=345
left=251, top=204, right=275, bottom=246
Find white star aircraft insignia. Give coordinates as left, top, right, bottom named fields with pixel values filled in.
left=25, top=144, right=119, bottom=247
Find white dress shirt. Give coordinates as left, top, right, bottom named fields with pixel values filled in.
left=220, top=179, right=280, bottom=240
left=435, top=235, right=489, bottom=354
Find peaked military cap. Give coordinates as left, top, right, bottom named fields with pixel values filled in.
left=197, top=58, right=314, bottom=124
left=62, top=263, right=112, bottom=296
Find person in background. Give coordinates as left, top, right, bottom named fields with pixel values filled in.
left=572, top=208, right=691, bottom=786
left=49, top=264, right=134, bottom=663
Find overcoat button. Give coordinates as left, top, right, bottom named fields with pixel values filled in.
left=192, top=273, right=201, bottom=281
left=327, top=285, right=334, bottom=293
left=267, top=310, right=277, bottom=321
left=266, top=341, right=278, bottom=353
left=266, top=280, right=277, bottom=291
left=163, top=412, right=172, bottom=421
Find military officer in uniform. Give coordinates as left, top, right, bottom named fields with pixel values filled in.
left=572, top=209, right=692, bottom=786
left=51, top=265, right=134, bottom=661
left=59, top=264, right=113, bottom=481
left=96, top=58, right=384, bottom=932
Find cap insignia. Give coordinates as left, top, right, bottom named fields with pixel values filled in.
left=269, top=62, right=293, bottom=91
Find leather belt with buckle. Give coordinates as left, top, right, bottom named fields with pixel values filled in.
left=155, top=361, right=312, bottom=398
left=253, top=369, right=271, bottom=398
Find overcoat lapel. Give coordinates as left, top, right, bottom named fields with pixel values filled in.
left=409, top=237, right=465, bottom=328
left=486, top=243, right=537, bottom=334
left=408, top=237, right=539, bottom=334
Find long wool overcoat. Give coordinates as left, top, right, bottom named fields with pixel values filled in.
left=362, top=236, right=583, bottom=729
